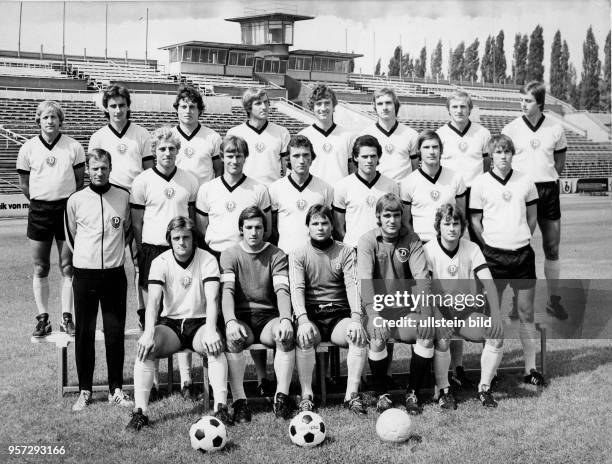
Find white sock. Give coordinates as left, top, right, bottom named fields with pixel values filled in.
left=207, top=353, right=228, bottom=408
left=450, top=339, right=464, bottom=370
left=433, top=349, right=451, bottom=397
left=274, top=349, right=295, bottom=396
left=345, top=343, right=366, bottom=400
left=368, top=346, right=388, bottom=361
left=134, top=359, right=155, bottom=413
left=413, top=342, right=434, bottom=359
left=479, top=343, right=503, bottom=390
left=226, top=352, right=247, bottom=402
left=60, top=276, right=74, bottom=315
left=153, top=359, right=160, bottom=388
left=296, top=347, right=315, bottom=399
left=178, top=351, right=192, bottom=386
left=544, top=258, right=561, bottom=297
left=33, top=276, right=49, bottom=315
left=519, top=322, right=538, bottom=373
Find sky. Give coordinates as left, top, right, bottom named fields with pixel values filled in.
left=0, top=0, right=609, bottom=82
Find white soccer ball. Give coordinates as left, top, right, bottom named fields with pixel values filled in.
left=376, top=408, right=412, bottom=443
left=289, top=411, right=326, bottom=447
left=189, top=415, right=228, bottom=452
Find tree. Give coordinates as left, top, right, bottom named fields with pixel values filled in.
left=560, top=41, right=571, bottom=101
left=580, top=26, right=601, bottom=110
left=449, top=42, right=465, bottom=80
left=512, top=33, right=529, bottom=85
left=494, top=30, right=507, bottom=82
left=481, top=36, right=493, bottom=82
left=388, top=45, right=401, bottom=77
left=430, top=40, right=443, bottom=79
left=463, top=38, right=479, bottom=82
left=374, top=58, right=381, bottom=76
left=549, top=30, right=564, bottom=98
left=415, top=46, right=427, bottom=78
left=600, top=31, right=611, bottom=111
left=568, top=63, right=581, bottom=108
left=527, top=24, right=544, bottom=82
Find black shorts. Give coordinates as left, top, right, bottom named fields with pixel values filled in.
left=139, top=243, right=170, bottom=287
left=535, top=181, right=561, bottom=221
left=307, top=302, right=351, bottom=342
left=157, top=316, right=207, bottom=352
left=27, top=199, right=67, bottom=241
left=483, top=244, right=536, bottom=291
left=236, top=310, right=278, bottom=343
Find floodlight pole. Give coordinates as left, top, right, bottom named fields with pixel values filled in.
left=105, top=3, right=108, bottom=60
left=17, top=2, right=22, bottom=58
left=62, top=1, right=66, bottom=60
left=145, top=7, right=149, bottom=65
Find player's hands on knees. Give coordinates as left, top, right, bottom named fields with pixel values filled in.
left=296, top=320, right=316, bottom=348
left=347, top=321, right=367, bottom=346
left=137, top=331, right=155, bottom=362
left=203, top=324, right=223, bottom=356
left=226, top=320, right=248, bottom=344
left=437, top=325, right=454, bottom=342
left=416, top=320, right=435, bottom=341
left=274, top=318, right=294, bottom=343
left=367, top=319, right=389, bottom=342
left=485, top=315, right=504, bottom=340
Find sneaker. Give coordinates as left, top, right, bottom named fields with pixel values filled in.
left=232, top=399, right=252, bottom=424
left=126, top=408, right=149, bottom=431
left=448, top=366, right=476, bottom=392
left=72, top=390, right=92, bottom=411
left=509, top=296, right=519, bottom=320
left=137, top=309, right=146, bottom=331
left=360, top=391, right=378, bottom=407
left=405, top=390, right=423, bottom=415
left=32, top=313, right=51, bottom=337
left=478, top=387, right=498, bottom=408
left=524, top=369, right=548, bottom=387
left=376, top=393, right=394, bottom=413
left=273, top=392, right=294, bottom=420
left=181, top=382, right=194, bottom=401
left=108, top=388, right=135, bottom=407
left=255, top=378, right=275, bottom=397
left=438, top=388, right=457, bottom=410
left=213, top=404, right=233, bottom=426
left=60, top=312, right=75, bottom=336
left=546, top=296, right=568, bottom=320
left=343, top=392, right=367, bottom=416
left=298, top=394, right=315, bottom=413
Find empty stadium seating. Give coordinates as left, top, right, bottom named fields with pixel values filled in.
left=67, top=60, right=176, bottom=88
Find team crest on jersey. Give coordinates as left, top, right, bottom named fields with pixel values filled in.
left=396, top=248, right=409, bottom=263
left=255, top=142, right=266, bottom=153
left=502, top=191, right=512, bottom=201
left=530, top=139, right=541, bottom=149
left=181, top=274, right=192, bottom=289
left=323, top=142, right=333, bottom=153
left=117, top=143, right=127, bottom=154
left=366, top=195, right=377, bottom=207
left=164, top=187, right=175, bottom=199
left=296, top=198, right=308, bottom=211
left=46, top=156, right=56, bottom=167
left=110, top=216, right=121, bottom=229
left=458, top=141, right=468, bottom=152
left=385, top=143, right=395, bottom=154
left=447, top=264, right=458, bottom=276
left=225, top=200, right=237, bottom=212
left=184, top=147, right=195, bottom=158
left=430, top=190, right=440, bottom=201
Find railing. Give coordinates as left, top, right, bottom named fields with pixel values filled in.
left=0, top=126, right=27, bottom=145
left=274, top=96, right=312, bottom=114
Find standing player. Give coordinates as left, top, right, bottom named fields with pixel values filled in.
left=269, top=135, right=333, bottom=254
left=17, top=100, right=85, bottom=337
left=297, top=84, right=355, bottom=185
left=358, top=194, right=435, bottom=414
left=400, top=130, right=466, bottom=243
left=423, top=204, right=504, bottom=408
left=362, top=87, right=419, bottom=182
left=172, top=84, right=223, bottom=185
left=290, top=205, right=368, bottom=415
left=220, top=207, right=295, bottom=422
left=333, top=135, right=399, bottom=248
left=226, top=88, right=290, bottom=186
left=502, top=81, right=568, bottom=320
left=127, top=217, right=230, bottom=430
left=470, top=134, right=547, bottom=387
left=130, top=126, right=199, bottom=398
left=65, top=149, right=133, bottom=411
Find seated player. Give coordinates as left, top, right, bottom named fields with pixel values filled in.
left=358, top=194, right=435, bottom=415
left=470, top=134, right=547, bottom=387
left=220, top=207, right=295, bottom=422
left=290, top=205, right=368, bottom=415
left=127, top=217, right=230, bottom=430
left=423, top=204, right=504, bottom=408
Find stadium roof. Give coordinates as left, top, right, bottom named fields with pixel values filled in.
left=290, top=49, right=363, bottom=59
left=225, top=12, right=314, bottom=23
left=158, top=41, right=261, bottom=51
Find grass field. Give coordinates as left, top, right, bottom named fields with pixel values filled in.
left=0, top=194, right=611, bottom=464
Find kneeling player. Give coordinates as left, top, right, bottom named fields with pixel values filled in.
left=358, top=194, right=435, bottom=414
left=127, top=217, right=229, bottom=430
left=220, top=207, right=295, bottom=422
left=290, top=205, right=368, bottom=415
left=424, top=204, right=504, bottom=407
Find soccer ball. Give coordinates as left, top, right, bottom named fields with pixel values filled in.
left=376, top=408, right=412, bottom=443
left=289, top=411, right=326, bottom=447
left=189, top=416, right=227, bottom=452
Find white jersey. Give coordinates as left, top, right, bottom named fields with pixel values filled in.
left=400, top=167, right=467, bottom=243
left=148, top=247, right=220, bottom=320
left=436, top=121, right=491, bottom=187
left=269, top=174, right=333, bottom=253
left=130, top=167, right=199, bottom=246
left=362, top=121, right=418, bottom=182
left=195, top=175, right=271, bottom=253
left=16, top=134, right=85, bottom=201
left=298, top=123, right=354, bottom=185
left=469, top=170, right=538, bottom=250
left=173, top=124, right=221, bottom=186
left=333, top=172, right=400, bottom=248
left=502, top=115, right=568, bottom=183
left=226, top=121, right=290, bottom=186
left=88, top=122, right=153, bottom=190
